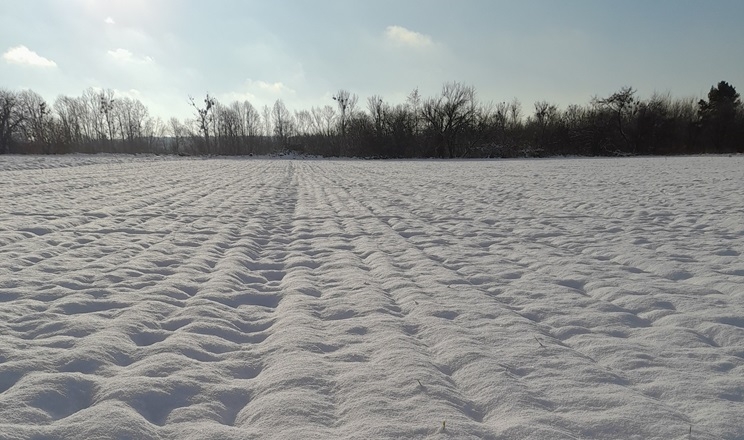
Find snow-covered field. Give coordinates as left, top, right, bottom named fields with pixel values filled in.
left=0, top=155, right=742, bottom=440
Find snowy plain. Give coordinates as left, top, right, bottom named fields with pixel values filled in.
left=0, top=155, right=742, bottom=440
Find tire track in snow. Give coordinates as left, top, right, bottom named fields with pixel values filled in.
left=307, top=164, right=497, bottom=433
left=340, top=160, right=744, bottom=438
left=361, top=164, right=744, bottom=435
left=226, top=161, right=341, bottom=438
left=299, top=163, right=475, bottom=438
left=316, top=165, right=578, bottom=437
left=310, top=161, right=696, bottom=439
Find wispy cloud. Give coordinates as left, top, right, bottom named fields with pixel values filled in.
left=104, top=16, right=116, bottom=25
left=221, top=79, right=296, bottom=105
left=107, top=48, right=154, bottom=64
left=384, top=25, right=433, bottom=48
left=2, top=45, right=57, bottom=68
left=246, top=79, right=294, bottom=95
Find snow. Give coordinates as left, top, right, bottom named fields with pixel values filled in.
left=0, top=155, right=742, bottom=439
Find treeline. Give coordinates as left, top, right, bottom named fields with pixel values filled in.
left=0, top=88, right=168, bottom=155
left=1, top=81, right=742, bottom=157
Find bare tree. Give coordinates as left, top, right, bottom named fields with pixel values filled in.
left=508, top=98, right=522, bottom=129
left=406, top=88, right=422, bottom=135
left=142, top=116, right=166, bottom=153
left=261, top=105, right=272, bottom=138
left=17, top=90, right=52, bottom=153
left=294, top=109, right=312, bottom=136
left=232, top=100, right=262, bottom=154
left=215, top=101, right=241, bottom=154
left=333, top=89, right=358, bottom=139
left=310, top=105, right=336, bottom=137
left=532, top=100, right=558, bottom=152
left=99, top=89, right=117, bottom=147
left=422, top=82, right=477, bottom=157
left=272, top=99, right=294, bottom=148
left=0, top=89, right=24, bottom=154
left=114, top=97, right=149, bottom=151
left=241, top=101, right=261, bottom=138
left=597, top=86, right=637, bottom=153
left=81, top=88, right=108, bottom=148
left=491, top=101, right=509, bottom=149
left=168, top=117, right=185, bottom=154
left=367, top=95, right=386, bottom=136
left=188, top=93, right=216, bottom=154
left=53, top=95, right=88, bottom=151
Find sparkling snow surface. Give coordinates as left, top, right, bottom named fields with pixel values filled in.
left=0, top=156, right=743, bottom=439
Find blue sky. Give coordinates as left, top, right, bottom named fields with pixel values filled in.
left=1, top=0, right=742, bottom=120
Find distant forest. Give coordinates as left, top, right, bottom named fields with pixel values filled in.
left=1, top=81, right=742, bottom=158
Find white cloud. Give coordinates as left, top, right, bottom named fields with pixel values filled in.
left=220, top=79, right=296, bottom=106
left=114, top=88, right=142, bottom=99
left=107, top=48, right=154, bottom=64
left=384, top=25, right=433, bottom=48
left=107, top=48, right=132, bottom=61
left=2, top=45, right=57, bottom=68
left=104, top=16, right=116, bottom=25
left=246, top=79, right=294, bottom=94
